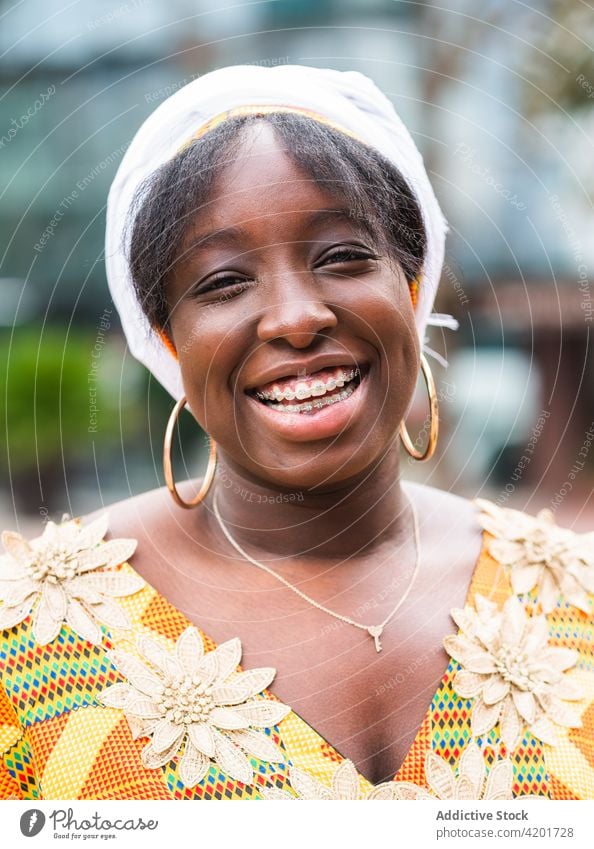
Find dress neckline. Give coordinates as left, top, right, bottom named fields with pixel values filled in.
left=113, top=504, right=497, bottom=792
left=300, top=521, right=497, bottom=789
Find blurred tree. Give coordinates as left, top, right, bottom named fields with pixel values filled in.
left=414, top=0, right=593, bottom=156
left=519, top=0, right=594, bottom=115
left=0, top=327, right=145, bottom=512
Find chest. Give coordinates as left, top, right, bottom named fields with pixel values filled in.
left=141, top=552, right=460, bottom=785
left=267, top=624, right=451, bottom=784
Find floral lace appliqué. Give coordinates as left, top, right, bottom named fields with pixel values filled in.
left=474, top=498, right=594, bottom=613
left=99, top=626, right=291, bottom=788
left=262, top=758, right=400, bottom=800
left=393, top=741, right=537, bottom=800
left=444, top=594, right=584, bottom=750
left=0, top=514, right=141, bottom=645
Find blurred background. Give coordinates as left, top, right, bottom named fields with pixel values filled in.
left=1, top=0, right=593, bottom=535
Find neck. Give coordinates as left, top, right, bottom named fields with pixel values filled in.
left=200, top=446, right=413, bottom=565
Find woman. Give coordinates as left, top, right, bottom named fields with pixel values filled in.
left=1, top=65, right=593, bottom=801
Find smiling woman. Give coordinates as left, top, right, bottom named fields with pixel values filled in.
left=136, top=116, right=424, bottom=464
left=1, top=65, right=594, bottom=802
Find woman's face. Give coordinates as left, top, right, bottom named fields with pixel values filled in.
left=166, top=122, right=420, bottom=492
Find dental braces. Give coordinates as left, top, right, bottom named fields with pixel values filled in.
left=255, top=367, right=360, bottom=403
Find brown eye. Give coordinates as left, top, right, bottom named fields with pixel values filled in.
left=192, top=274, right=253, bottom=297
left=318, top=247, right=380, bottom=266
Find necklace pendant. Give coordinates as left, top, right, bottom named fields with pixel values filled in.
left=367, top=625, right=383, bottom=652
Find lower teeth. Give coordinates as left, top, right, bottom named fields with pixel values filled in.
left=263, top=379, right=358, bottom=415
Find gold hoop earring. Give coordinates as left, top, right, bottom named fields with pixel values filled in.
left=163, top=395, right=217, bottom=508
left=399, top=353, right=439, bottom=461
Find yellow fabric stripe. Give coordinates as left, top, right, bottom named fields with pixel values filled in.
left=546, top=738, right=594, bottom=800
left=544, top=668, right=594, bottom=799
left=0, top=723, right=20, bottom=754
left=41, top=707, right=121, bottom=799
left=279, top=710, right=372, bottom=796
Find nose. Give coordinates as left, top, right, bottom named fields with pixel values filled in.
left=256, top=274, right=339, bottom=349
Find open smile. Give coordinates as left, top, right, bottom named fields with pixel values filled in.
left=244, top=364, right=371, bottom=442
left=256, top=365, right=362, bottom=411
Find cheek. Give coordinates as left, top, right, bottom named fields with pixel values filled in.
left=383, top=312, right=419, bottom=403
left=358, top=283, right=419, bottom=401
left=346, top=275, right=417, bottom=360
left=170, top=306, right=247, bottom=417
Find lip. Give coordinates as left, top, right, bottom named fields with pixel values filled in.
left=244, top=365, right=370, bottom=442
left=243, top=353, right=368, bottom=393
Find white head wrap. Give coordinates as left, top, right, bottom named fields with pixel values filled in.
left=105, top=64, right=458, bottom=401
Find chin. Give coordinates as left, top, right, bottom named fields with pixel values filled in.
left=251, top=442, right=381, bottom=494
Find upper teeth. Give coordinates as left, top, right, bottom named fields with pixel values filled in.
left=255, top=368, right=359, bottom=402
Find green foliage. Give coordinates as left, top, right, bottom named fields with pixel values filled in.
left=0, top=325, right=142, bottom=475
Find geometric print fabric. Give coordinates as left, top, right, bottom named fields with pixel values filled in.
left=1, top=515, right=594, bottom=799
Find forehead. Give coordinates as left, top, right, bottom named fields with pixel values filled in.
left=197, top=121, right=346, bottom=224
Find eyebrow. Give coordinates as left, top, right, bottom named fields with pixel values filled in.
left=183, top=225, right=244, bottom=255
left=181, top=208, right=363, bottom=259
left=302, top=208, right=358, bottom=229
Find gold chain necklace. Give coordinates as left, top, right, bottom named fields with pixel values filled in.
left=211, top=486, right=421, bottom=652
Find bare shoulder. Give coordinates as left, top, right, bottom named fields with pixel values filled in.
left=83, top=478, right=211, bottom=562
left=84, top=484, right=172, bottom=540
left=404, top=480, right=483, bottom=559
left=85, top=479, right=205, bottom=534
left=404, top=479, right=479, bottom=522
left=81, top=478, right=214, bottom=590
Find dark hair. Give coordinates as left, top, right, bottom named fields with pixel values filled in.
left=127, top=111, right=427, bottom=332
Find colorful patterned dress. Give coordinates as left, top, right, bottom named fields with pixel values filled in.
left=0, top=499, right=593, bottom=800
